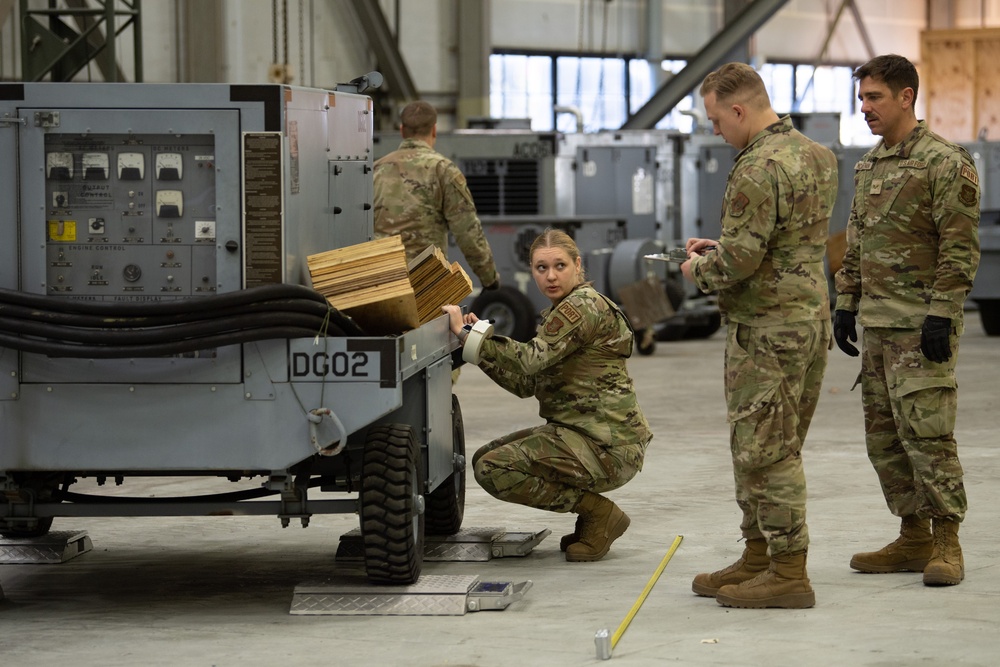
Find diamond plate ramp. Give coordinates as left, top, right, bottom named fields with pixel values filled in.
left=290, top=574, right=532, bottom=616
left=336, top=526, right=550, bottom=562
left=0, top=531, right=93, bottom=564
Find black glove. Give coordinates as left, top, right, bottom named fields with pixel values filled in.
left=833, top=310, right=859, bottom=357
left=483, top=278, right=500, bottom=291
left=921, top=315, right=952, bottom=363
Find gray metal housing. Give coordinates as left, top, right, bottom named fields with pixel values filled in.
left=0, top=83, right=459, bottom=551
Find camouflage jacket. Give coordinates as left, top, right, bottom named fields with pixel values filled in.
left=691, top=116, right=837, bottom=325
left=373, top=138, right=499, bottom=287
left=477, top=283, right=652, bottom=449
left=835, top=121, right=981, bottom=328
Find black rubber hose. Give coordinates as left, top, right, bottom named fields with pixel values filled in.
left=0, top=283, right=328, bottom=316
left=0, top=312, right=333, bottom=345
left=0, top=326, right=345, bottom=358
left=0, top=291, right=366, bottom=337
left=0, top=297, right=331, bottom=327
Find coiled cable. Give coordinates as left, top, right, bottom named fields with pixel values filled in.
left=0, top=284, right=366, bottom=358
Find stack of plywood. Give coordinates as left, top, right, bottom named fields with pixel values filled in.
left=306, top=237, right=474, bottom=335
left=407, top=245, right=474, bottom=325
left=307, top=236, right=418, bottom=334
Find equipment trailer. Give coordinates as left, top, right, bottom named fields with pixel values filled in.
left=0, top=78, right=462, bottom=585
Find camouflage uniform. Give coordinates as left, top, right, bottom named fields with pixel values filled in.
left=834, top=121, right=981, bottom=521
left=690, top=116, right=837, bottom=555
left=472, top=283, right=652, bottom=512
left=373, top=138, right=499, bottom=287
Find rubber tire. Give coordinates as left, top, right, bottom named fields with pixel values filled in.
left=977, top=299, right=1000, bottom=336
left=360, top=424, right=425, bottom=585
left=1, top=474, right=59, bottom=538
left=0, top=517, right=53, bottom=539
left=655, top=277, right=689, bottom=342
left=424, top=394, right=466, bottom=536
left=471, top=286, right=537, bottom=342
left=636, top=328, right=656, bottom=356
left=685, top=311, right=723, bottom=340
left=665, top=276, right=686, bottom=311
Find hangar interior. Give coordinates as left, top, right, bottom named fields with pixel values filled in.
left=0, top=2, right=998, bottom=666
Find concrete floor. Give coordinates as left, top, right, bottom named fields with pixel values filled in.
left=1, top=316, right=998, bottom=667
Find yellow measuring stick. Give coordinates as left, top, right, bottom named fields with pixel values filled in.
left=596, top=535, right=684, bottom=659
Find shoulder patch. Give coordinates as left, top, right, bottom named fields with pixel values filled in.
left=729, top=192, right=750, bottom=217
left=545, top=315, right=565, bottom=336
left=960, top=163, right=979, bottom=186
left=556, top=301, right=582, bottom=324
left=959, top=183, right=978, bottom=207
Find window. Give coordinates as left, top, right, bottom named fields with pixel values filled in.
left=759, top=62, right=871, bottom=145
left=630, top=59, right=696, bottom=133
left=489, top=54, right=554, bottom=130
left=555, top=56, right=627, bottom=132
left=490, top=52, right=868, bottom=144
left=491, top=52, right=695, bottom=133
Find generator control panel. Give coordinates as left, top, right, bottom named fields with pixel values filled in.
left=44, top=132, right=219, bottom=300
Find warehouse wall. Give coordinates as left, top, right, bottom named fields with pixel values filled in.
left=3, top=0, right=1000, bottom=122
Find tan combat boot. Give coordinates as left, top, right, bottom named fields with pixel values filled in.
left=565, top=492, right=630, bottom=562
left=559, top=515, right=584, bottom=552
left=850, top=515, right=932, bottom=573
left=691, top=538, right=769, bottom=597
left=715, top=551, right=815, bottom=609
left=923, top=518, right=964, bottom=586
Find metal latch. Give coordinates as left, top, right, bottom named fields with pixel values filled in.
left=33, top=111, right=60, bottom=128
left=0, top=114, right=26, bottom=127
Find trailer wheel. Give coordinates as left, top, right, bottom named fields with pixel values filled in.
left=686, top=311, right=723, bottom=340
left=424, top=394, right=466, bottom=535
left=471, top=286, right=537, bottom=342
left=1, top=474, right=60, bottom=538
left=976, top=299, right=1000, bottom=336
left=636, top=328, right=656, bottom=356
left=0, top=517, right=53, bottom=539
left=361, top=424, right=424, bottom=585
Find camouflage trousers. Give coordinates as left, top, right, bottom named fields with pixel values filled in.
left=724, top=320, right=829, bottom=555
left=472, top=423, right=644, bottom=513
left=860, top=326, right=966, bottom=521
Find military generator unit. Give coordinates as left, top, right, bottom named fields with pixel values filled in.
left=0, top=80, right=464, bottom=585
left=383, top=109, right=998, bottom=341
left=373, top=127, right=724, bottom=353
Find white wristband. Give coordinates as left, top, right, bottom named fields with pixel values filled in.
left=461, top=319, right=494, bottom=365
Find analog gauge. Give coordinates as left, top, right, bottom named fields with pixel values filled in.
left=155, top=190, right=183, bottom=218
left=117, top=152, right=145, bottom=180
left=155, top=152, right=183, bottom=180
left=122, top=263, right=142, bottom=283
left=46, top=152, right=74, bottom=180
left=82, top=152, right=110, bottom=180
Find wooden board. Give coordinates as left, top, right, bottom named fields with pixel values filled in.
left=922, top=28, right=1000, bottom=141
left=406, top=246, right=473, bottom=325
left=307, top=236, right=418, bottom=334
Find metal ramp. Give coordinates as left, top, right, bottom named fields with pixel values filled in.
left=335, top=526, right=551, bottom=562
left=0, top=530, right=93, bottom=564
left=290, top=574, right=533, bottom=616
